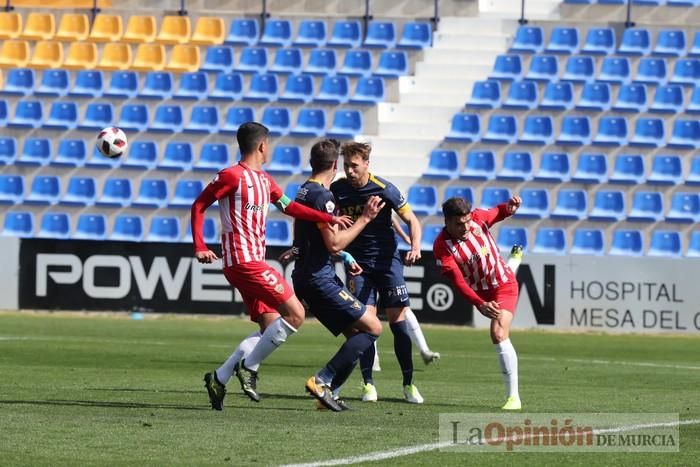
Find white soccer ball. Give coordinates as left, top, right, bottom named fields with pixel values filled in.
left=96, top=126, right=128, bottom=158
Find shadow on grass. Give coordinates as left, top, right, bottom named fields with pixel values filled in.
left=0, top=399, right=208, bottom=411
left=89, top=387, right=201, bottom=395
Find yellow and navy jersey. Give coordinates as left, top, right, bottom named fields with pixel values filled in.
left=292, top=179, right=336, bottom=280
left=330, top=174, right=410, bottom=266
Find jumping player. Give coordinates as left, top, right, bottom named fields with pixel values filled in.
left=433, top=195, right=523, bottom=410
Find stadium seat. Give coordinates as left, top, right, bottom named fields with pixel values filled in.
left=0, top=40, right=30, bottom=68
left=42, top=101, right=77, bottom=130
left=96, top=178, right=132, bottom=207
left=191, top=16, right=224, bottom=45
left=539, top=82, right=574, bottom=110
left=497, top=227, right=528, bottom=252
left=267, top=145, right=302, bottom=175
left=60, top=176, right=96, bottom=206
left=686, top=86, right=700, bottom=113
left=571, top=228, right=605, bottom=256
left=610, top=154, right=645, bottom=184
left=0, top=12, right=22, bottom=40
left=461, top=150, right=496, bottom=180
left=423, top=150, right=458, bottom=180
left=577, top=82, right=611, bottom=110
left=174, top=71, right=208, bottom=100
left=29, top=40, right=63, bottom=69
left=589, top=189, right=625, bottom=221
left=307, top=48, right=337, bottom=75
left=635, top=58, right=668, bottom=85
left=0, top=137, right=18, bottom=165
left=689, top=231, right=700, bottom=257
left=147, top=216, right=180, bottom=242
left=169, top=179, right=204, bottom=208
left=666, top=192, right=700, bottom=222
left=445, top=113, right=480, bottom=143
left=582, top=27, right=615, bottom=55
left=131, top=44, right=165, bottom=72
left=503, top=81, right=538, bottom=110
left=73, top=214, right=106, bottom=240
left=122, top=140, right=157, bottom=170
left=159, top=141, right=193, bottom=171
left=269, top=47, right=302, bottom=74
left=328, top=20, right=362, bottom=48
left=535, top=152, right=570, bottom=182
left=285, top=182, right=301, bottom=200
left=196, top=143, right=230, bottom=171
left=509, top=26, right=544, bottom=54
left=364, top=21, right=397, bottom=49
left=112, top=215, right=144, bottom=241
left=518, top=116, right=554, bottom=145
left=148, top=104, right=184, bottom=133
left=619, top=28, right=651, bottom=56
left=70, top=70, right=104, bottom=98
left=687, top=155, right=700, bottom=185
left=236, top=47, right=268, bottom=74
left=490, top=54, right=523, bottom=81
left=593, top=116, right=628, bottom=146
left=21, top=12, right=55, bottom=41
left=556, top=116, right=591, bottom=145
left=420, top=224, right=444, bottom=251
left=261, top=107, right=291, bottom=136
left=122, top=15, right=156, bottom=43
left=2, top=211, right=33, bottom=237
left=327, top=109, right=363, bottom=139
left=654, top=30, right=687, bottom=57
left=208, top=72, right=243, bottom=101
left=691, top=31, right=700, bottom=56
left=184, top=105, right=219, bottom=134
left=481, top=187, right=511, bottom=208
left=184, top=217, right=217, bottom=244
left=647, top=154, right=682, bottom=185
left=315, top=75, right=349, bottom=104
left=467, top=80, right=501, bottom=109
left=648, top=231, right=682, bottom=257
left=243, top=73, right=279, bottom=102
left=482, top=114, right=517, bottom=144
left=118, top=104, right=149, bottom=131
left=350, top=76, right=385, bottom=104
left=155, top=15, right=190, bottom=45
left=266, top=219, right=292, bottom=246
left=167, top=44, right=201, bottom=73
left=55, top=13, right=89, bottom=41
left=200, top=46, right=234, bottom=73
left=628, top=191, right=664, bottom=222
left=398, top=22, right=431, bottom=49
left=79, top=102, right=113, bottom=131
left=226, top=19, right=259, bottom=46
left=0, top=99, right=6, bottom=127
left=630, top=118, right=665, bottom=147
left=668, top=119, right=700, bottom=148
left=89, top=14, right=123, bottom=42
left=25, top=175, right=60, bottom=205
left=572, top=153, right=608, bottom=183
left=526, top=54, right=559, bottom=82
left=132, top=179, right=168, bottom=208
left=105, top=71, right=138, bottom=98
left=613, top=83, right=648, bottom=112
left=670, top=58, right=700, bottom=85
left=533, top=228, right=566, bottom=255
left=1, top=68, right=34, bottom=96
left=498, top=151, right=534, bottom=180
left=260, top=19, right=292, bottom=47
left=279, top=73, right=314, bottom=103
left=8, top=100, right=43, bottom=128
left=38, top=212, right=70, bottom=239
left=375, top=50, right=408, bottom=77
left=551, top=189, right=587, bottom=220
left=220, top=106, right=255, bottom=134
left=443, top=186, right=474, bottom=205
left=97, top=43, right=132, bottom=71
left=339, top=49, right=372, bottom=77
left=0, top=174, right=23, bottom=204
left=290, top=108, right=326, bottom=137
left=514, top=188, right=549, bottom=219
left=562, top=55, right=595, bottom=83
left=598, top=57, right=631, bottom=84
left=62, top=42, right=97, bottom=70
left=52, top=139, right=86, bottom=167
left=610, top=229, right=644, bottom=256
left=34, top=69, right=69, bottom=98
left=545, top=27, right=579, bottom=54
left=649, top=84, right=684, bottom=113
left=294, top=20, right=327, bottom=47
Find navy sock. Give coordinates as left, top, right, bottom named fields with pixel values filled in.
left=331, top=359, right=357, bottom=392
left=359, top=339, right=375, bottom=384
left=323, top=332, right=378, bottom=386
left=391, top=320, right=413, bottom=386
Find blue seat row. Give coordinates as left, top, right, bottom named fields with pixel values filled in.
left=564, top=0, right=699, bottom=7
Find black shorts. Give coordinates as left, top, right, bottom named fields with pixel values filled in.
left=293, top=275, right=366, bottom=336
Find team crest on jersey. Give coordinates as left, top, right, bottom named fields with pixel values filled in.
left=325, top=200, right=335, bottom=213
left=274, top=284, right=285, bottom=294
left=352, top=300, right=362, bottom=310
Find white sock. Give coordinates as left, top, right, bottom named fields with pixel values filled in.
left=495, top=338, right=519, bottom=399
left=243, top=317, right=297, bottom=371
left=404, top=308, right=430, bottom=354
left=372, top=340, right=381, bottom=371
left=506, top=255, right=521, bottom=274
left=215, top=331, right=261, bottom=385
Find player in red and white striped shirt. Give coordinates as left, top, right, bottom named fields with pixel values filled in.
left=433, top=195, right=523, bottom=411
left=192, top=122, right=352, bottom=410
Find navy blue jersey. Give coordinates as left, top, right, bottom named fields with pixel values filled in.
left=292, top=179, right=336, bottom=281
left=330, top=174, right=410, bottom=267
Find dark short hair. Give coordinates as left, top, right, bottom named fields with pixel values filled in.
left=237, top=122, right=269, bottom=155
left=310, top=138, right=340, bottom=172
left=340, top=141, right=372, bottom=161
left=442, top=197, right=472, bottom=219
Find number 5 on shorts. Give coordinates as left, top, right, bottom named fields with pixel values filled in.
left=261, top=269, right=278, bottom=285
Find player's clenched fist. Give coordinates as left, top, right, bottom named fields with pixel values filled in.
left=195, top=250, right=218, bottom=264
left=506, top=195, right=522, bottom=215
left=361, top=195, right=386, bottom=221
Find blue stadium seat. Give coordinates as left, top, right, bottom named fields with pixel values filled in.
left=174, top=71, right=209, bottom=100
left=38, top=212, right=70, bottom=239
left=71, top=71, right=104, bottom=100
left=610, top=229, right=644, bottom=256
left=52, top=139, right=87, bottom=167
left=279, top=74, right=314, bottom=103
left=686, top=155, right=700, bottom=185
left=78, top=102, right=113, bottom=130
left=460, top=150, right=495, bottom=180
left=635, top=58, right=668, bottom=85
left=267, top=145, right=302, bottom=175
left=539, top=82, right=574, bottom=110
left=562, top=55, right=595, bottom=83
left=610, top=154, right=645, bottom=184
left=582, top=27, right=616, bottom=55
left=8, top=100, right=43, bottom=128
left=86, top=145, right=120, bottom=170
left=612, top=83, right=648, bottom=112
left=261, top=107, right=291, bottom=136
left=147, top=216, right=180, bottom=242
left=598, top=56, right=631, bottom=84
left=340, top=49, right=372, bottom=77
left=208, top=72, right=243, bottom=101
left=184, top=105, right=219, bottom=134
left=294, top=20, right=327, bottom=47
left=221, top=106, right=255, bottom=134
left=572, top=153, right=608, bottom=183
left=351, top=77, right=385, bottom=104
left=159, top=141, right=193, bottom=171
left=481, top=187, right=511, bottom=208
left=518, top=115, right=554, bottom=145
left=105, top=71, right=139, bottom=98
left=112, top=215, right=144, bottom=241
left=533, top=228, right=566, bottom=255
left=551, top=189, right=587, bottom=220
left=666, top=192, right=700, bottom=222
left=443, top=186, right=474, bottom=205
left=290, top=108, right=326, bottom=137
left=503, top=81, right=538, bottom=110
left=60, top=176, right=96, bottom=206
left=545, top=27, right=579, bottom=54
left=689, top=231, right=700, bottom=257
left=314, top=75, right=349, bottom=104
left=509, top=26, right=544, bottom=53
left=628, top=191, right=664, bottom=222
left=236, top=47, right=268, bottom=74
left=244, top=73, right=279, bottom=102
left=196, top=143, right=230, bottom=172
left=169, top=179, right=204, bottom=208
left=654, top=29, right=687, bottom=57
left=226, top=19, right=259, bottom=46
left=284, top=182, right=301, bottom=201
left=648, top=154, right=682, bottom=185
left=148, top=104, right=184, bottom=133
left=266, top=219, right=292, bottom=246
left=133, top=179, right=168, bottom=208
left=619, top=28, right=651, bottom=56
left=201, top=46, right=234, bottom=73
left=648, top=231, right=682, bottom=257
left=398, top=22, right=431, bottom=49
left=123, top=141, right=157, bottom=170
left=498, top=151, right=534, bottom=180
left=671, top=0, right=700, bottom=6
left=97, top=178, right=132, bottom=207
left=375, top=50, right=408, bottom=77
left=526, top=54, right=559, bottom=82
left=514, top=188, right=549, bottom=219
left=497, top=227, right=528, bottom=252
left=2, top=211, right=34, bottom=237
left=118, top=104, right=149, bottom=132
left=482, top=114, right=517, bottom=144
left=407, top=185, right=438, bottom=215
left=183, top=217, right=217, bottom=244
left=364, top=21, right=397, bottom=49
left=571, top=228, right=605, bottom=256
left=269, top=47, right=303, bottom=74
left=490, top=54, right=523, bottom=81
left=668, top=119, right=700, bottom=148
left=593, top=116, right=628, bottom=146
left=686, top=86, right=700, bottom=113
left=629, top=118, right=665, bottom=147
left=670, top=58, right=700, bottom=85
left=74, top=214, right=107, bottom=240
left=25, top=175, right=60, bottom=205
left=138, top=71, right=173, bottom=99
left=0, top=175, right=23, bottom=204
left=467, top=80, right=501, bottom=109
left=328, top=20, right=362, bottom=48
left=327, top=109, right=362, bottom=138
left=0, top=100, right=7, bottom=127
left=535, top=152, right=570, bottom=182
left=557, top=115, right=591, bottom=145
left=43, top=101, right=78, bottom=130
left=590, top=189, right=626, bottom=221
left=307, top=49, right=337, bottom=75
left=577, top=82, right=612, bottom=110
left=35, top=70, right=69, bottom=97
left=0, top=68, right=35, bottom=96
left=420, top=224, right=444, bottom=251
left=423, top=150, right=458, bottom=180
left=260, top=19, right=292, bottom=47
left=17, top=138, right=51, bottom=166
left=649, top=84, right=684, bottom=113
left=691, top=31, right=700, bottom=56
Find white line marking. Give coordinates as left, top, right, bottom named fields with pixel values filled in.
left=282, top=419, right=700, bottom=467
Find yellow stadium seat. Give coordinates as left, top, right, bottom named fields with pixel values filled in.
left=0, top=40, right=30, bottom=68
left=165, top=44, right=200, bottom=73
left=190, top=16, right=224, bottom=45
left=55, top=13, right=89, bottom=41
left=29, top=40, right=64, bottom=69
left=123, top=15, right=156, bottom=43
left=98, top=42, right=132, bottom=71
left=21, top=12, right=56, bottom=41
left=0, top=12, right=22, bottom=39
left=89, top=14, right=123, bottom=42
left=62, top=41, right=98, bottom=70
left=156, top=15, right=190, bottom=45
left=131, top=43, right=165, bottom=71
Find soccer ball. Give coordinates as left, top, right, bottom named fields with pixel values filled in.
left=96, top=127, right=128, bottom=158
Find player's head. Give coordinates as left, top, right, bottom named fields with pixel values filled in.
left=340, top=142, right=371, bottom=188
left=442, top=197, right=472, bottom=241
left=309, top=138, right=340, bottom=175
left=237, top=121, right=270, bottom=162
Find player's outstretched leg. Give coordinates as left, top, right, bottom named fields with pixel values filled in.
left=390, top=320, right=423, bottom=404
left=314, top=360, right=357, bottom=411
left=492, top=311, right=521, bottom=410
left=358, top=344, right=377, bottom=402
left=403, top=308, right=440, bottom=365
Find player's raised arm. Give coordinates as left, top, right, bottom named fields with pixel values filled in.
left=478, top=195, right=522, bottom=228
left=319, top=196, right=385, bottom=254
left=268, top=176, right=352, bottom=228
